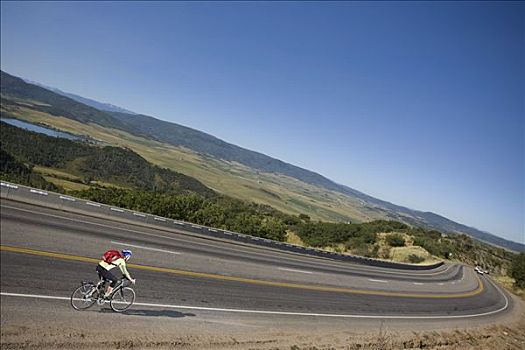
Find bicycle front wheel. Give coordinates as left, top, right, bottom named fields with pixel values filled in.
left=110, top=287, right=135, bottom=312
left=71, top=284, right=97, bottom=310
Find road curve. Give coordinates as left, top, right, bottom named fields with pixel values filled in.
left=0, top=199, right=516, bottom=326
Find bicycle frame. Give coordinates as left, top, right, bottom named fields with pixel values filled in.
left=72, top=277, right=135, bottom=312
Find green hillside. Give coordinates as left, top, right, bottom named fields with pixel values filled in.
left=0, top=121, right=213, bottom=196
left=0, top=148, right=59, bottom=191
left=0, top=71, right=128, bottom=130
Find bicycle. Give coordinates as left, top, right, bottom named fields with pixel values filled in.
left=70, top=276, right=135, bottom=312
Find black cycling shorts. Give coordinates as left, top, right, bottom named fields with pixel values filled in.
left=96, top=264, right=119, bottom=287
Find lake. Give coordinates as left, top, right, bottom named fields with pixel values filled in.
left=1, top=118, right=82, bottom=140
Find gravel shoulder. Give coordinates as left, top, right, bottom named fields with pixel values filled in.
left=1, top=293, right=523, bottom=350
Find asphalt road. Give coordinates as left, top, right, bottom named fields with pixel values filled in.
left=0, top=199, right=517, bottom=330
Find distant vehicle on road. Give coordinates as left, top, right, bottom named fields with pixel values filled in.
left=474, top=266, right=485, bottom=275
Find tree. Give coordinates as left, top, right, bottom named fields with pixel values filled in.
left=298, top=214, right=310, bottom=222
left=510, top=253, right=525, bottom=288
left=261, top=217, right=287, bottom=241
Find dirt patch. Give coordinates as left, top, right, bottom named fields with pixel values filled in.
left=2, top=314, right=524, bottom=350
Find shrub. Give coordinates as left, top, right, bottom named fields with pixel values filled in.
left=510, top=253, right=525, bottom=288
left=413, top=236, right=441, bottom=256
left=408, top=254, right=425, bottom=263
left=298, top=214, right=310, bottom=221
left=351, top=242, right=378, bottom=258
left=386, top=234, right=405, bottom=247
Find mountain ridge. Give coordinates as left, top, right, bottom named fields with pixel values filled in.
left=22, top=78, right=137, bottom=115
left=1, top=70, right=522, bottom=252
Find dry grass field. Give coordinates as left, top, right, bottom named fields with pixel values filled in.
left=2, top=104, right=391, bottom=224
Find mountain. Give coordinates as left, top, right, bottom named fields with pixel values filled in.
left=1, top=71, right=129, bottom=130
left=1, top=70, right=523, bottom=252
left=23, top=79, right=136, bottom=114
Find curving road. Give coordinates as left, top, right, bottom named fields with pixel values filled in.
left=0, top=199, right=518, bottom=337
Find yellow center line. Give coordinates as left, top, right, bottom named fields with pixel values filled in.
left=0, top=244, right=484, bottom=299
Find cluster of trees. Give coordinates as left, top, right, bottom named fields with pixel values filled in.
left=0, top=148, right=59, bottom=191
left=73, top=187, right=424, bottom=254
left=283, top=220, right=412, bottom=258
left=1, top=121, right=213, bottom=195
left=291, top=220, right=407, bottom=247
left=72, top=187, right=289, bottom=241
left=510, top=253, right=525, bottom=288
left=409, top=228, right=452, bottom=258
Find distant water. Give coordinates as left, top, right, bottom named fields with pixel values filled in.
left=1, top=118, right=81, bottom=140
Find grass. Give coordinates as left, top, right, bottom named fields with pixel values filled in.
left=286, top=231, right=305, bottom=246
left=493, top=275, right=525, bottom=301
left=34, top=166, right=90, bottom=191
left=373, top=232, right=442, bottom=265
left=0, top=99, right=417, bottom=226
left=33, top=165, right=127, bottom=191
left=33, top=166, right=82, bottom=181
left=390, top=246, right=433, bottom=264
left=41, top=176, right=90, bottom=191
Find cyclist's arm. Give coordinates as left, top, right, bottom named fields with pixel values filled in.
left=114, top=258, right=132, bottom=280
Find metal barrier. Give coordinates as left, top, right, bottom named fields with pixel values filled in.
left=1, top=181, right=444, bottom=270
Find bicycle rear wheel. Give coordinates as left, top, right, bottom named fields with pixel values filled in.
left=110, top=287, right=135, bottom=312
left=71, top=283, right=97, bottom=310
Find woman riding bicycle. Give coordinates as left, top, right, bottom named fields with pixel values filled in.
left=96, top=249, right=136, bottom=298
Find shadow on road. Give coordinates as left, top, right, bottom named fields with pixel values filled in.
left=99, top=308, right=196, bottom=318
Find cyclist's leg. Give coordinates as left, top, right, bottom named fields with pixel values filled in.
left=96, top=265, right=118, bottom=297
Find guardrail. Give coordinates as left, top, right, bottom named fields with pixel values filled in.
left=1, top=181, right=444, bottom=270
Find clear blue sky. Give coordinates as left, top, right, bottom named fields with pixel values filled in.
left=1, top=1, right=523, bottom=244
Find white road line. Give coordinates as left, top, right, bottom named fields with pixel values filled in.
left=86, top=202, right=101, bottom=207
left=0, top=291, right=509, bottom=319
left=368, top=279, right=388, bottom=283
left=154, top=217, right=166, bottom=222
left=413, top=282, right=424, bottom=285
left=30, top=189, right=48, bottom=196
left=111, top=241, right=181, bottom=255
left=133, top=212, right=146, bottom=217
left=0, top=204, right=455, bottom=277
left=438, top=283, right=444, bottom=286
left=1, top=182, right=19, bottom=189
left=59, top=196, right=76, bottom=201
left=278, top=267, right=313, bottom=274
left=110, top=207, right=124, bottom=213
left=1, top=204, right=234, bottom=252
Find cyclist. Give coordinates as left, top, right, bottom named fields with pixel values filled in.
left=96, top=249, right=136, bottom=298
